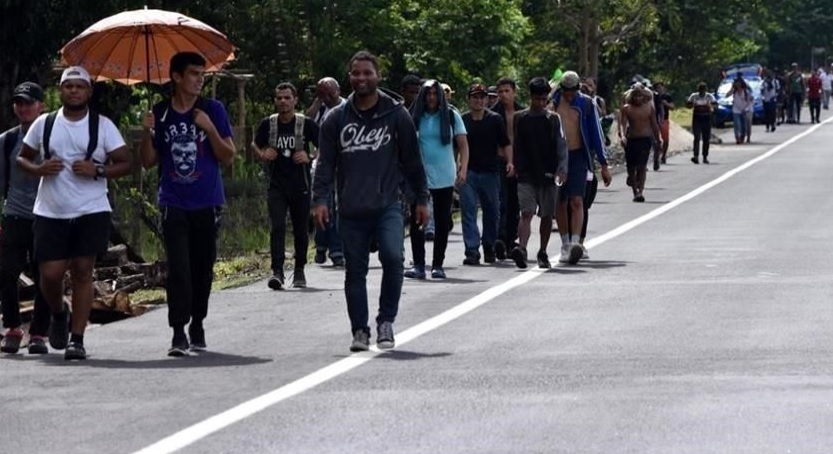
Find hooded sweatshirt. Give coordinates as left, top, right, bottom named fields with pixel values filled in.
left=313, top=89, right=429, bottom=219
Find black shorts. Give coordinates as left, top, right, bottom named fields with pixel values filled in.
left=33, top=212, right=110, bottom=262
left=625, top=137, right=653, bottom=170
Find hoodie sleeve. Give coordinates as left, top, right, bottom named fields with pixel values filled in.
left=396, top=107, right=429, bottom=206
left=312, top=105, right=340, bottom=207
left=583, top=97, right=609, bottom=166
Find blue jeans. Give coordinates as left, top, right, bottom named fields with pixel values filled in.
left=460, top=170, right=500, bottom=256
left=339, top=202, right=404, bottom=333
left=313, top=190, right=343, bottom=259
left=732, top=112, right=746, bottom=140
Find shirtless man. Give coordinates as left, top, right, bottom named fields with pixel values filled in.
left=619, top=84, right=662, bottom=203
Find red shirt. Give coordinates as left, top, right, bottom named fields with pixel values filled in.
left=808, top=75, right=823, bottom=99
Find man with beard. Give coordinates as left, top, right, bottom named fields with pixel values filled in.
left=140, top=52, right=236, bottom=357
left=305, top=77, right=345, bottom=268
left=0, top=82, right=51, bottom=354
left=18, top=67, right=132, bottom=360
left=313, top=51, right=429, bottom=352
left=252, top=82, right=319, bottom=290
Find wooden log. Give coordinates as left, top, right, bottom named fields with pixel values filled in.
left=97, top=244, right=129, bottom=267
left=94, top=266, right=121, bottom=281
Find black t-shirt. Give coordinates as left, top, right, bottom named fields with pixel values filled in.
left=462, top=110, right=510, bottom=172
left=657, top=93, right=673, bottom=121
left=514, top=111, right=559, bottom=186
left=255, top=115, right=319, bottom=194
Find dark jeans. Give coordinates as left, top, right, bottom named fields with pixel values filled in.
left=409, top=187, right=454, bottom=268
left=763, top=101, right=777, bottom=128
left=162, top=206, right=220, bottom=328
left=339, top=202, right=404, bottom=333
left=789, top=93, right=803, bottom=122
left=267, top=190, right=310, bottom=272
left=809, top=98, right=821, bottom=122
left=313, top=190, right=343, bottom=259
left=0, top=215, right=49, bottom=335
left=692, top=115, right=711, bottom=158
left=498, top=167, right=519, bottom=248
left=460, top=170, right=500, bottom=256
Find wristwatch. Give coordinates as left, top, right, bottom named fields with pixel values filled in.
left=95, top=164, right=106, bottom=180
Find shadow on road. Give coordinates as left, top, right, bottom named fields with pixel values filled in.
left=39, top=351, right=273, bottom=369
left=377, top=350, right=453, bottom=361
left=576, top=260, right=629, bottom=269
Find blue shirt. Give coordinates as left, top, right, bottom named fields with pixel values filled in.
left=152, top=98, right=233, bottom=210
left=417, top=110, right=466, bottom=189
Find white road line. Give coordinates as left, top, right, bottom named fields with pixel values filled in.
left=132, top=120, right=828, bottom=454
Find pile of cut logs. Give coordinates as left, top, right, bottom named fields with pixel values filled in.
left=17, top=244, right=167, bottom=325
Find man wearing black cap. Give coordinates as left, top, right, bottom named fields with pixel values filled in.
left=460, top=83, right=512, bottom=265
left=0, top=82, right=51, bottom=355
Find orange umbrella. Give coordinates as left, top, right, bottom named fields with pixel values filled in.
left=60, top=8, right=235, bottom=85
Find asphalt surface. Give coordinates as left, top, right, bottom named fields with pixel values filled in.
left=2, top=112, right=833, bottom=454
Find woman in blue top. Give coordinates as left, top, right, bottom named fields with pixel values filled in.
left=404, top=80, right=469, bottom=279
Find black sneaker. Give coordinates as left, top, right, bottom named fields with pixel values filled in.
left=653, top=160, right=660, bottom=171
left=510, top=246, right=528, bottom=269
left=189, top=324, right=206, bottom=352
left=167, top=335, right=190, bottom=357
left=537, top=251, right=551, bottom=269
left=462, top=254, right=480, bottom=266
left=64, top=342, right=87, bottom=360
left=494, top=240, right=507, bottom=261
left=27, top=336, right=48, bottom=355
left=350, top=329, right=370, bottom=352
left=292, top=268, right=307, bottom=288
left=331, top=255, right=345, bottom=267
left=691, top=156, right=699, bottom=164
left=483, top=246, right=496, bottom=263
left=48, top=312, right=69, bottom=350
left=267, top=272, right=285, bottom=290
left=1, top=329, right=24, bottom=354
left=376, top=321, right=395, bottom=350
left=703, top=157, right=710, bottom=164
left=314, top=250, right=326, bottom=264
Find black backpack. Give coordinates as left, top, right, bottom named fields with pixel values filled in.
left=42, top=110, right=101, bottom=162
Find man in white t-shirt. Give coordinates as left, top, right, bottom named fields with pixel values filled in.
left=18, top=66, right=132, bottom=360
left=819, top=66, right=832, bottom=110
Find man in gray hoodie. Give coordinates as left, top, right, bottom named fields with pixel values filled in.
left=313, top=51, right=429, bottom=352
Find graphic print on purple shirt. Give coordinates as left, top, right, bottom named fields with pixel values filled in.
left=152, top=98, right=233, bottom=210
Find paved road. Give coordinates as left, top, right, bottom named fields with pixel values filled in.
left=3, top=114, right=833, bottom=454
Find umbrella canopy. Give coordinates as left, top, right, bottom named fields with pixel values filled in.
left=60, top=8, right=235, bottom=85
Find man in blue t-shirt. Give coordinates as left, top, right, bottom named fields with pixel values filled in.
left=140, top=51, right=235, bottom=357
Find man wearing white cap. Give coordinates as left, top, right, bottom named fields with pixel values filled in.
left=18, top=66, right=133, bottom=360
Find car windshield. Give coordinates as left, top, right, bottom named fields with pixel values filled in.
left=717, top=78, right=762, bottom=98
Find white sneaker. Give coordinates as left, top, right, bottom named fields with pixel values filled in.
left=581, top=244, right=589, bottom=260
left=558, top=245, right=570, bottom=263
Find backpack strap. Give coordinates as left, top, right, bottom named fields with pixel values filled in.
left=294, top=113, right=305, bottom=152
left=268, top=113, right=279, bottom=148
left=42, top=111, right=59, bottom=160
left=86, top=111, right=99, bottom=161
left=3, top=126, right=20, bottom=198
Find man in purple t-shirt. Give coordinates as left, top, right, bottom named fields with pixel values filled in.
left=140, top=51, right=235, bottom=357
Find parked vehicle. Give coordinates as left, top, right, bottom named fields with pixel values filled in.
left=713, top=64, right=764, bottom=127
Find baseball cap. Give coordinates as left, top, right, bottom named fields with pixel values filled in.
left=559, top=71, right=581, bottom=91
left=468, top=83, right=488, bottom=96
left=441, top=83, right=454, bottom=95
left=487, top=85, right=497, bottom=96
left=13, top=82, right=44, bottom=102
left=60, top=66, right=92, bottom=86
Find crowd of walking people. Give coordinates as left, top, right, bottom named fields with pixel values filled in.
left=0, top=49, right=823, bottom=357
